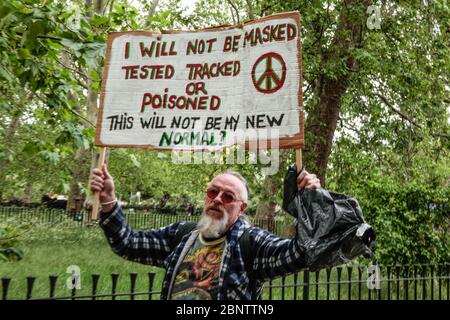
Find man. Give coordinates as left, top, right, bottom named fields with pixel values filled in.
left=90, top=164, right=369, bottom=300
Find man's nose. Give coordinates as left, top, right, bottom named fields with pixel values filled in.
left=212, top=192, right=223, bottom=204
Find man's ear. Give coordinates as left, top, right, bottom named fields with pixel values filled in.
left=240, top=202, right=248, bottom=213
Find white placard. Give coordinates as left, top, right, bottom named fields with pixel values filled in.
left=96, top=12, right=303, bottom=151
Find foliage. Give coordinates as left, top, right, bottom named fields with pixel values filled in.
left=0, top=0, right=448, bottom=266
left=329, top=172, right=450, bottom=265
left=0, top=224, right=30, bottom=262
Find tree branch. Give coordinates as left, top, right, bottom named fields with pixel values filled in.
left=375, top=92, right=421, bottom=128
left=245, top=0, right=255, bottom=20
left=226, top=0, right=240, bottom=24
left=375, top=92, right=449, bottom=140
left=34, top=92, right=96, bottom=128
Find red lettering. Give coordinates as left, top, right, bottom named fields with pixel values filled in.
left=287, top=23, right=297, bottom=41
left=243, top=29, right=254, bottom=47
left=122, top=65, right=139, bottom=79
left=210, top=96, right=220, bottom=110
left=223, top=36, right=233, bottom=52
left=195, top=82, right=208, bottom=95
left=198, top=96, right=207, bottom=109
left=270, top=25, right=279, bottom=41
left=277, top=24, right=286, bottom=41
left=141, top=93, right=152, bottom=112
left=206, top=38, right=217, bottom=52
left=262, top=26, right=271, bottom=42
left=165, top=65, right=174, bottom=79
left=140, top=42, right=155, bottom=57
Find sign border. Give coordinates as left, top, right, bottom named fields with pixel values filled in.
left=95, top=11, right=303, bottom=151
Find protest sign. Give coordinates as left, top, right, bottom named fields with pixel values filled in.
left=95, top=11, right=303, bottom=151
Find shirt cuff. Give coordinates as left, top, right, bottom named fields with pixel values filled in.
left=99, top=202, right=121, bottom=226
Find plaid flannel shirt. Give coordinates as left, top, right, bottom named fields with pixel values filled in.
left=100, top=203, right=308, bottom=300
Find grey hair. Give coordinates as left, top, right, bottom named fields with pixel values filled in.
left=220, top=170, right=249, bottom=203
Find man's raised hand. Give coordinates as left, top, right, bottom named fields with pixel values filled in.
left=297, top=170, right=321, bottom=190
left=90, top=164, right=116, bottom=212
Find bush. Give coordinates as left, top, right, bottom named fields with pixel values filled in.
left=0, top=224, right=30, bottom=262
left=354, top=181, right=449, bottom=265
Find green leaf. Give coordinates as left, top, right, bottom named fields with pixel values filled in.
left=89, top=69, right=100, bottom=81
left=130, top=154, right=141, bottom=168
left=40, top=150, right=60, bottom=164
left=61, top=38, right=83, bottom=55
left=91, top=15, right=109, bottom=26
left=22, top=19, right=47, bottom=50
left=90, top=81, right=100, bottom=91
left=0, top=64, right=12, bottom=82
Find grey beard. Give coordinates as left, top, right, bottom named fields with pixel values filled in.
left=197, top=209, right=229, bottom=239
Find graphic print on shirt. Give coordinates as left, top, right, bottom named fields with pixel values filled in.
left=171, top=236, right=225, bottom=300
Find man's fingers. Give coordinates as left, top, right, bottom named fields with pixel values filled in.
left=305, top=179, right=321, bottom=189
left=92, top=176, right=104, bottom=184
left=296, top=171, right=308, bottom=189
left=90, top=184, right=102, bottom=192
left=90, top=180, right=104, bottom=190
left=92, top=168, right=103, bottom=175
left=103, top=163, right=112, bottom=179
left=91, top=185, right=103, bottom=192
left=297, top=171, right=321, bottom=190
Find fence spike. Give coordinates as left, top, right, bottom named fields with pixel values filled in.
left=337, top=267, right=342, bottom=300
left=358, top=266, right=362, bottom=300
left=387, top=265, right=392, bottom=300
left=148, top=272, right=155, bottom=300
left=92, top=273, right=100, bottom=300
left=2, top=278, right=11, bottom=300
left=302, top=270, right=310, bottom=301
left=49, top=275, right=58, bottom=298
left=396, top=265, right=401, bottom=300
left=347, top=266, right=353, bottom=300
left=326, top=268, right=331, bottom=300
left=26, top=276, right=36, bottom=300
left=315, top=270, right=320, bottom=300
left=130, top=272, right=138, bottom=300
left=111, top=273, right=119, bottom=300
left=438, top=264, right=442, bottom=300
left=422, top=264, right=427, bottom=300
left=293, top=273, right=298, bottom=300
left=414, top=265, right=418, bottom=300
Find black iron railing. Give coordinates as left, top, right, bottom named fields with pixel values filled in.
left=2, top=264, right=449, bottom=300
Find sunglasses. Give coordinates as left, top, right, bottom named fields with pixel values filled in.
left=206, top=187, right=243, bottom=205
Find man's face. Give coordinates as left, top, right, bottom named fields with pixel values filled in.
left=198, top=174, right=247, bottom=238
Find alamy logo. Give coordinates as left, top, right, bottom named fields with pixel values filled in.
left=366, top=264, right=381, bottom=289
left=66, top=265, right=81, bottom=290
left=367, top=5, right=381, bottom=30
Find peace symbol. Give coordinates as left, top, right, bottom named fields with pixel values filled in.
left=251, top=52, right=286, bottom=94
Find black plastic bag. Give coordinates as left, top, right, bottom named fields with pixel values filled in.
left=282, top=165, right=376, bottom=271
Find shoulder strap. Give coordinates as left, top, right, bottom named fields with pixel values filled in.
left=171, top=221, right=197, bottom=250
left=239, top=228, right=254, bottom=273
left=239, top=228, right=259, bottom=299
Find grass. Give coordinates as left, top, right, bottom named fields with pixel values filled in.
left=1, top=209, right=449, bottom=300
left=1, top=214, right=167, bottom=300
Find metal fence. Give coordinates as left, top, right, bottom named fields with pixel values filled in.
left=0, top=206, right=289, bottom=235
left=2, top=207, right=449, bottom=300
left=1, top=264, right=449, bottom=300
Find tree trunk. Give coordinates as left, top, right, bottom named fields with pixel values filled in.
left=253, top=150, right=290, bottom=232
left=304, top=0, right=369, bottom=186
left=21, top=171, right=34, bottom=204
left=144, top=0, right=160, bottom=28
left=255, top=201, right=277, bottom=232
left=0, top=108, right=23, bottom=201
left=67, top=0, right=105, bottom=213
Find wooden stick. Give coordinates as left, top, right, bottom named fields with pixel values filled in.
left=91, top=147, right=107, bottom=221
left=296, top=149, right=302, bottom=172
